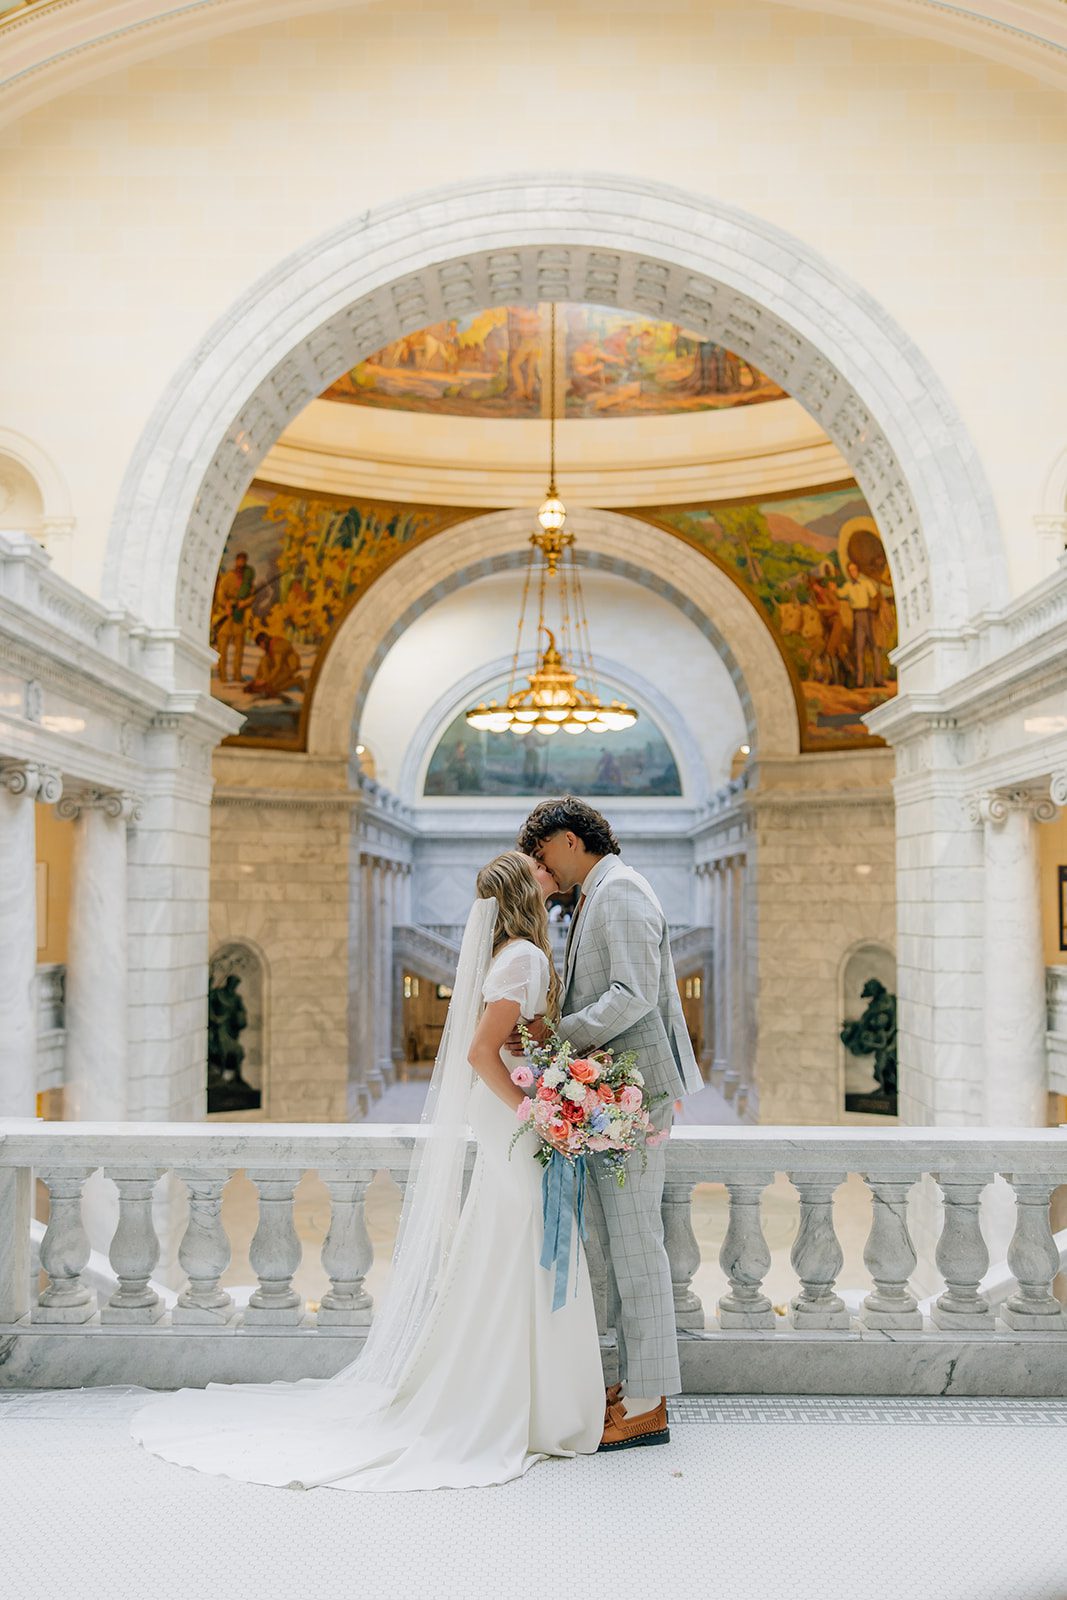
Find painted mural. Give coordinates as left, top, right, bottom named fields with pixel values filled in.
left=636, top=486, right=897, bottom=749
left=210, top=484, right=472, bottom=746
left=323, top=303, right=784, bottom=420
left=424, top=682, right=683, bottom=798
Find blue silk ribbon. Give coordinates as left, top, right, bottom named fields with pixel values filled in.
left=540, top=1151, right=587, bottom=1312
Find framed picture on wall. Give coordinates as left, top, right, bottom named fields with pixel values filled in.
left=1059, top=865, right=1067, bottom=952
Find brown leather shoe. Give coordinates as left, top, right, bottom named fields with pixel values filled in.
left=604, top=1383, right=623, bottom=1421
left=598, top=1396, right=669, bottom=1452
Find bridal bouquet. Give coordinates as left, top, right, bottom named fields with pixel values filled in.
left=510, top=1024, right=667, bottom=1184
left=509, top=1024, right=667, bottom=1312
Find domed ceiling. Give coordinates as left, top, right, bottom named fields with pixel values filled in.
left=323, top=303, right=785, bottom=420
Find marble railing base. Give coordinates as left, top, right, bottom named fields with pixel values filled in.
left=3, top=1323, right=1065, bottom=1397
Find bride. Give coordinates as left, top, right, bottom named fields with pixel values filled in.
left=131, top=850, right=605, bottom=1491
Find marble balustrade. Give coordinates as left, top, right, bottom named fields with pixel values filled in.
left=1, top=1121, right=1065, bottom=1393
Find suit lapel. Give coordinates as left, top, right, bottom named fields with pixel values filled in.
left=563, top=859, right=621, bottom=994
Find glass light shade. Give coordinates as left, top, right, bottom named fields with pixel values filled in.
left=561, top=721, right=586, bottom=735
left=585, top=719, right=608, bottom=733
left=510, top=721, right=534, bottom=736
left=484, top=714, right=513, bottom=733
left=535, top=721, right=559, bottom=735
left=537, top=495, right=567, bottom=533
left=514, top=709, right=540, bottom=723
left=571, top=709, right=597, bottom=723
left=465, top=707, right=497, bottom=731
left=543, top=709, right=568, bottom=722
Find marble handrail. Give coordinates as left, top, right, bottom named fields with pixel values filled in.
left=2, top=1120, right=1066, bottom=1347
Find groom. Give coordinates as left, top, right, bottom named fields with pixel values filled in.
left=516, top=795, right=702, bottom=1451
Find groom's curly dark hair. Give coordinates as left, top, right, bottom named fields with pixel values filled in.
left=517, top=796, right=621, bottom=858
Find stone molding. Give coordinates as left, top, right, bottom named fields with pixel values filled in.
left=101, top=176, right=1005, bottom=648
left=55, top=787, right=144, bottom=824
left=0, top=759, right=62, bottom=803
left=967, top=788, right=1059, bottom=827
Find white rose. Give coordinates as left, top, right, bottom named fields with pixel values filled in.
left=543, top=1066, right=566, bottom=1089
left=631, top=1071, right=645, bottom=1087
left=563, top=1080, right=587, bottom=1104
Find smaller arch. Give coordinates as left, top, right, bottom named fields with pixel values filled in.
left=0, top=426, right=75, bottom=577
left=208, top=938, right=270, bottom=1116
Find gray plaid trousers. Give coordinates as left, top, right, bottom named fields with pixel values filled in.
left=583, top=1098, right=680, bottom=1397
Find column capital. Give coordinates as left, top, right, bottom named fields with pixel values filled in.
left=1050, top=770, right=1067, bottom=809
left=56, top=787, right=144, bottom=823
left=967, top=787, right=1057, bottom=827
left=0, top=760, right=62, bottom=803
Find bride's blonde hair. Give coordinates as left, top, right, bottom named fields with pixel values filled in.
left=475, top=850, right=561, bottom=1019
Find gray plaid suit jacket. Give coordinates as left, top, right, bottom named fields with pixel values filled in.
left=557, top=856, right=701, bottom=1396
left=559, top=858, right=702, bottom=1100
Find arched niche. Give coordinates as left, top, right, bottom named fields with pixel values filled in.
left=840, top=941, right=897, bottom=1118
left=0, top=427, right=75, bottom=578
left=207, top=940, right=268, bottom=1115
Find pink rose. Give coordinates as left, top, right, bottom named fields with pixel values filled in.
left=619, top=1085, right=642, bottom=1113
left=570, top=1058, right=600, bottom=1085
left=510, top=1063, right=535, bottom=1088
left=587, top=1135, right=612, bottom=1152
left=516, top=1098, right=533, bottom=1122
left=645, top=1127, right=669, bottom=1147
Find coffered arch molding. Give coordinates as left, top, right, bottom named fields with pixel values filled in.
left=104, top=175, right=1005, bottom=657
left=307, top=507, right=799, bottom=762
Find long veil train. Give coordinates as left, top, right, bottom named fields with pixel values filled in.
left=130, top=900, right=504, bottom=1483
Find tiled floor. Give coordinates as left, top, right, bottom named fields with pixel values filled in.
left=2, top=1388, right=1066, bottom=1600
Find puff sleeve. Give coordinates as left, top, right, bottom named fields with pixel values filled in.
left=481, top=942, right=548, bottom=1016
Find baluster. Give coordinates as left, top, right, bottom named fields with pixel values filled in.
left=860, top=1173, right=922, bottom=1330
left=717, top=1172, right=775, bottom=1329
left=1000, top=1174, right=1067, bottom=1331
left=31, top=1167, right=97, bottom=1323
left=317, top=1172, right=374, bottom=1329
left=0, top=1167, right=32, bottom=1324
left=932, top=1173, right=993, bottom=1329
left=662, top=1181, right=705, bottom=1330
left=789, top=1171, right=851, bottom=1329
left=172, top=1168, right=236, bottom=1325
left=243, top=1170, right=305, bottom=1326
left=100, top=1167, right=165, bottom=1324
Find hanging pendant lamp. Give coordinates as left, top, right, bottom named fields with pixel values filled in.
left=466, top=304, right=637, bottom=739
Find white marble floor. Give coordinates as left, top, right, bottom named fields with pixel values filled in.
left=3, top=1388, right=1067, bottom=1600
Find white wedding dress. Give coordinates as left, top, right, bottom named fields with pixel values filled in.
left=131, top=936, right=604, bottom=1492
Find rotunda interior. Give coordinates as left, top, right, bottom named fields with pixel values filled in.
left=3, top=6, right=1067, bottom=1576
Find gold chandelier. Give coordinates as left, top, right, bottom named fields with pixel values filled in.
left=466, top=305, right=638, bottom=740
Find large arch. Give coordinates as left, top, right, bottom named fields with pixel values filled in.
left=103, top=176, right=1006, bottom=658
left=304, top=508, right=800, bottom=763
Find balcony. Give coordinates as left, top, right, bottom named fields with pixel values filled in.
left=2, top=1120, right=1065, bottom=1395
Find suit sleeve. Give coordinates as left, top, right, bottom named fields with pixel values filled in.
left=558, top=882, right=661, bottom=1052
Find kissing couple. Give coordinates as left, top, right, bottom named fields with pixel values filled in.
left=132, top=795, right=702, bottom=1491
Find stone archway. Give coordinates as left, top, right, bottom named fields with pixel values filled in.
left=307, top=508, right=800, bottom=763
left=103, top=175, right=1006, bottom=662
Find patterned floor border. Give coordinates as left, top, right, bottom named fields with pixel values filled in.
left=670, top=1394, right=1067, bottom=1426
left=3, top=1388, right=1067, bottom=1427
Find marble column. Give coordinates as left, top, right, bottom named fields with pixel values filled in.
left=390, top=866, right=406, bottom=1077
left=711, top=863, right=730, bottom=1088
left=970, top=787, right=1057, bottom=1126
left=0, top=761, right=62, bottom=1116
left=363, top=854, right=383, bottom=1099
left=723, top=857, right=746, bottom=1102
left=59, top=789, right=141, bottom=1122
left=376, top=862, right=394, bottom=1090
